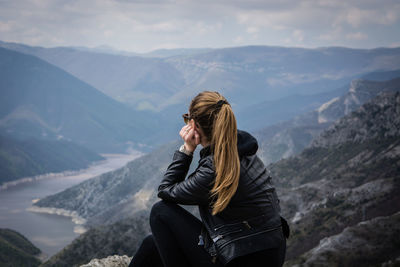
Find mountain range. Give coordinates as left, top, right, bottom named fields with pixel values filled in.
left=2, top=40, right=400, bottom=266
left=269, top=91, right=400, bottom=264
left=2, top=41, right=400, bottom=126
left=255, top=76, right=400, bottom=165
left=2, top=41, right=400, bottom=154
left=0, top=47, right=159, bottom=153
left=34, top=78, right=400, bottom=266
left=0, top=135, right=103, bottom=186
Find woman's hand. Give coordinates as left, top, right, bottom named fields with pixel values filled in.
left=179, top=123, right=200, bottom=152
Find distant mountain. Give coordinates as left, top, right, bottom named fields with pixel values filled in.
left=236, top=85, right=348, bottom=131
left=68, top=45, right=140, bottom=57
left=2, top=41, right=400, bottom=118
left=361, top=69, right=400, bottom=81
left=0, top=135, right=103, bottom=186
left=0, top=47, right=158, bottom=153
left=165, top=46, right=400, bottom=108
left=0, top=228, right=42, bottom=267
left=268, top=91, right=400, bottom=263
left=52, top=45, right=212, bottom=58
left=0, top=41, right=186, bottom=112
left=255, top=76, right=400, bottom=165
left=141, top=48, right=214, bottom=58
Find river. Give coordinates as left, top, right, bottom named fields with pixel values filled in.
left=0, top=152, right=142, bottom=259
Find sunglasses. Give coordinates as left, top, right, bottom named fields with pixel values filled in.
left=182, top=113, right=192, bottom=124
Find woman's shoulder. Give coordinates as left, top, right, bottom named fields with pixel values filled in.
left=197, top=154, right=214, bottom=169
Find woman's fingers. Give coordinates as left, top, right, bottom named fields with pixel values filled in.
left=185, top=127, right=194, bottom=141
left=180, top=125, right=195, bottom=142
left=179, top=124, right=198, bottom=152
left=179, top=125, right=191, bottom=138
left=179, top=126, right=185, bottom=138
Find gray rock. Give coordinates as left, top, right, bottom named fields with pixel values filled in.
left=292, top=212, right=400, bottom=267
left=256, top=78, right=400, bottom=165
left=80, top=255, right=132, bottom=267
left=312, top=91, right=400, bottom=147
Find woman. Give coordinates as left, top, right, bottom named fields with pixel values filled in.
left=130, top=91, right=287, bottom=267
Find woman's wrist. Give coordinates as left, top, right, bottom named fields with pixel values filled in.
left=184, top=142, right=196, bottom=152
left=179, top=144, right=194, bottom=156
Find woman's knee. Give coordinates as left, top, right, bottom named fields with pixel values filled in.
left=150, top=200, right=167, bottom=219
left=150, top=200, right=175, bottom=227
left=141, top=234, right=156, bottom=248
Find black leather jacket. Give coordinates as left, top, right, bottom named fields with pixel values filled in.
left=158, top=130, right=284, bottom=265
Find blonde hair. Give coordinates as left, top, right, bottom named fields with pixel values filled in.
left=189, top=91, right=240, bottom=215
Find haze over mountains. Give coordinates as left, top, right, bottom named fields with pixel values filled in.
left=1, top=40, right=400, bottom=266
left=0, top=47, right=158, bottom=152
left=2, top=41, right=400, bottom=126
left=2, top=40, right=399, bottom=186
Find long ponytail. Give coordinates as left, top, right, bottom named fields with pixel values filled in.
left=189, top=91, right=240, bottom=215
left=210, top=103, right=240, bottom=215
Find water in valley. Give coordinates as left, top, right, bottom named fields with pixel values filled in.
left=0, top=152, right=142, bottom=259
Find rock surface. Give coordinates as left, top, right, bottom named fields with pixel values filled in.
left=269, top=91, right=400, bottom=263
left=80, top=255, right=132, bottom=267
left=312, top=91, right=400, bottom=147
left=256, top=77, right=400, bottom=165
left=290, top=212, right=400, bottom=266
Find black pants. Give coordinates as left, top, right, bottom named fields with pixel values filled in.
left=129, top=201, right=286, bottom=267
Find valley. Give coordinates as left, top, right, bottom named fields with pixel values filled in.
left=1, top=41, right=400, bottom=266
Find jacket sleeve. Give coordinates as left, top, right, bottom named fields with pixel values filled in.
left=157, top=150, right=215, bottom=205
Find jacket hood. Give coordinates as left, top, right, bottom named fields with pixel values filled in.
left=200, top=129, right=258, bottom=158
left=237, top=130, right=258, bottom=157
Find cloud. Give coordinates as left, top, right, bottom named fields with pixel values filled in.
left=389, top=42, right=400, bottom=48
left=336, top=6, right=400, bottom=28
left=0, top=21, right=14, bottom=32
left=246, top=27, right=259, bottom=34
left=346, top=32, right=368, bottom=40
left=0, top=0, right=399, bottom=51
left=318, top=27, right=343, bottom=42
left=234, top=35, right=244, bottom=44
left=292, top=30, right=305, bottom=42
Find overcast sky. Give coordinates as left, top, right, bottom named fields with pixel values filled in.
left=0, top=0, right=399, bottom=53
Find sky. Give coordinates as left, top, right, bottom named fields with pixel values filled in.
left=0, top=0, right=399, bottom=53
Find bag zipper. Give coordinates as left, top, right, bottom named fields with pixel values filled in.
left=212, top=228, right=243, bottom=242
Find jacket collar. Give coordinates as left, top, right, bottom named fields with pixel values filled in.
left=199, top=130, right=258, bottom=159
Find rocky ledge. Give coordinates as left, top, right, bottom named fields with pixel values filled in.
left=80, top=255, right=132, bottom=267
